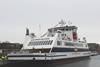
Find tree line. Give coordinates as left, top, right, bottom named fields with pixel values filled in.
left=88, top=43, right=100, bottom=54
left=0, top=42, right=23, bottom=55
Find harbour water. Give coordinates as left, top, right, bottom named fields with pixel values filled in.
left=1, top=55, right=100, bottom=67
left=53, top=55, right=100, bottom=67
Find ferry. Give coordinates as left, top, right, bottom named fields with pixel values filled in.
left=7, top=20, right=91, bottom=64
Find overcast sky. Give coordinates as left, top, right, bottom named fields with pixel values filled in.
left=0, top=0, right=100, bottom=43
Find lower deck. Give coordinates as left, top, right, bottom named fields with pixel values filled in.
left=7, top=51, right=91, bottom=61
left=5, top=56, right=90, bottom=67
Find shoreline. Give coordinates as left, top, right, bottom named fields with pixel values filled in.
left=0, top=61, right=8, bottom=66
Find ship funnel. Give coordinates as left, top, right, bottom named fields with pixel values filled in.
left=26, top=28, right=29, bottom=36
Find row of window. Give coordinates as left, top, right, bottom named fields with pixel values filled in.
left=74, top=43, right=84, bottom=47
left=64, top=42, right=74, bottom=46
left=57, top=41, right=85, bottom=47
left=28, top=40, right=53, bottom=46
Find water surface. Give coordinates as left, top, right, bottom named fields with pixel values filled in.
left=54, top=55, right=100, bottom=67
left=1, top=55, right=100, bottom=67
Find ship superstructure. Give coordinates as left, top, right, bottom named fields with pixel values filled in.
left=7, top=20, right=91, bottom=64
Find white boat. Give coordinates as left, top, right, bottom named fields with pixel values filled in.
left=7, top=20, right=91, bottom=64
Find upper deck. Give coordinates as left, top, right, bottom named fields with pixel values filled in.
left=22, top=20, right=88, bottom=51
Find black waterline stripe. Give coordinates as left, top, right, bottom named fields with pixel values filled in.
left=8, top=55, right=66, bottom=57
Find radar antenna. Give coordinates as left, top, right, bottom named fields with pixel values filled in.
left=59, top=20, right=66, bottom=27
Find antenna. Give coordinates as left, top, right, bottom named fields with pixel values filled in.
left=39, top=24, right=41, bottom=37
left=68, top=20, right=72, bottom=26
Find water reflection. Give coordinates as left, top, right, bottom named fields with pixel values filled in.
left=88, top=56, right=100, bottom=67
left=53, top=59, right=90, bottom=67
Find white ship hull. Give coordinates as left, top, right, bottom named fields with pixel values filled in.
left=7, top=52, right=91, bottom=65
